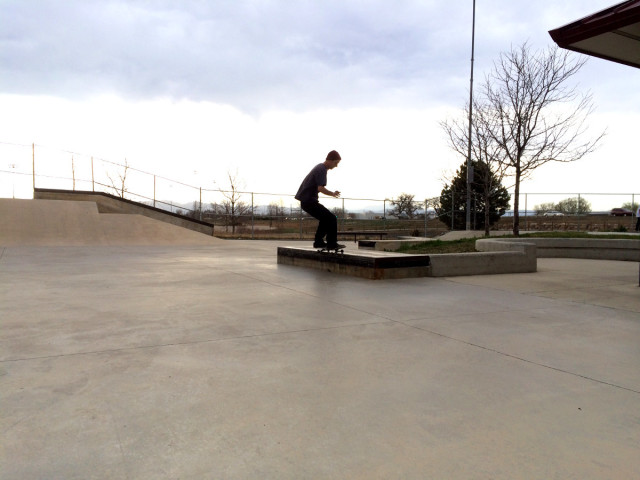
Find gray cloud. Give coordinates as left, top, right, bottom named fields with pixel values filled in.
left=1, top=0, right=616, bottom=112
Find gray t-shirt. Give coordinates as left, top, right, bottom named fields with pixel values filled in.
left=295, top=163, right=327, bottom=204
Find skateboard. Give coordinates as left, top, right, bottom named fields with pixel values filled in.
left=317, top=246, right=344, bottom=254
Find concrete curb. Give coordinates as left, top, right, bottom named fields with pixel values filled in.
left=428, top=240, right=537, bottom=277
left=496, top=237, right=640, bottom=261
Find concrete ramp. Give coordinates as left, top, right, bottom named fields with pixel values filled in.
left=0, top=198, right=220, bottom=246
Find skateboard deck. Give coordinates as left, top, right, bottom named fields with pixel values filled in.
left=317, top=247, right=344, bottom=254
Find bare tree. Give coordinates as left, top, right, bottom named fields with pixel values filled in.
left=331, top=206, right=347, bottom=220
left=267, top=200, right=285, bottom=227
left=216, top=171, right=251, bottom=234
left=389, top=193, right=419, bottom=219
left=107, top=159, right=130, bottom=198
left=442, top=100, right=511, bottom=236
left=482, top=42, right=605, bottom=235
left=555, top=196, right=592, bottom=214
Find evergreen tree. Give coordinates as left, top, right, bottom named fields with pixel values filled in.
left=437, top=161, right=510, bottom=232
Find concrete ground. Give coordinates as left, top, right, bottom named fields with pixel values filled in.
left=1, top=200, right=640, bottom=479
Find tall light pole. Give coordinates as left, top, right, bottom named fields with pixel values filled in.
left=466, top=0, right=476, bottom=231
left=9, top=163, right=16, bottom=198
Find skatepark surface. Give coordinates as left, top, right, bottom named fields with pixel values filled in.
left=2, top=199, right=640, bottom=479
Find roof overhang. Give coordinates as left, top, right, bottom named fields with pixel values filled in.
left=549, top=0, right=640, bottom=68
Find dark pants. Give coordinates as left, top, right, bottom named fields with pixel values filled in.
left=301, top=201, right=337, bottom=245
left=636, top=217, right=640, bottom=232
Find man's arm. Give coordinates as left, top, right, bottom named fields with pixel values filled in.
left=318, top=186, right=340, bottom=198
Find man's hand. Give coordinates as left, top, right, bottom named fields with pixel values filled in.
left=318, top=186, right=341, bottom=198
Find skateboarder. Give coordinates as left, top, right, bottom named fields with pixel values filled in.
left=295, top=150, right=346, bottom=250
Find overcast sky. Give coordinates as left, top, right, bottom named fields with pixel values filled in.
left=1, top=0, right=638, bottom=209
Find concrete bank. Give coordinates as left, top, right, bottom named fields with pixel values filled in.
left=0, top=198, right=220, bottom=246
left=34, top=188, right=214, bottom=236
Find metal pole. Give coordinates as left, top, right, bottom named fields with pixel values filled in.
left=91, top=157, right=95, bottom=192
left=199, top=187, right=203, bottom=221
left=383, top=199, right=387, bottom=231
left=299, top=206, right=303, bottom=239
left=32, top=143, right=35, bottom=194
left=251, top=192, right=254, bottom=239
left=631, top=193, right=635, bottom=231
left=153, top=175, right=156, bottom=208
left=466, top=0, right=476, bottom=231
left=473, top=194, right=476, bottom=230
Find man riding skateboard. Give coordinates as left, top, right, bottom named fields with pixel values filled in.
left=295, top=150, right=345, bottom=250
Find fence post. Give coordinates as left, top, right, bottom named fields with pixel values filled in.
left=153, top=175, right=156, bottom=208
left=424, top=199, right=428, bottom=236
left=299, top=206, right=303, bottom=239
left=199, top=187, right=203, bottom=221
left=91, top=157, right=95, bottom=192
left=577, top=193, right=581, bottom=231
left=383, top=199, right=387, bottom=231
left=251, top=192, right=254, bottom=240
left=524, top=193, right=528, bottom=231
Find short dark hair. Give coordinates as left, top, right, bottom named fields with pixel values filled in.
left=326, top=150, right=341, bottom=162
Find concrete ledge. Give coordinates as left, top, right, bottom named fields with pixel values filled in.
left=361, top=236, right=639, bottom=262
left=277, top=247, right=431, bottom=280
left=496, top=237, right=640, bottom=261
left=277, top=242, right=536, bottom=279
left=34, top=188, right=214, bottom=236
left=282, top=237, right=637, bottom=279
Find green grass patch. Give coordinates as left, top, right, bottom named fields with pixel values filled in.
left=397, top=238, right=478, bottom=254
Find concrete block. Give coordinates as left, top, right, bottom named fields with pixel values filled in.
left=277, top=247, right=431, bottom=280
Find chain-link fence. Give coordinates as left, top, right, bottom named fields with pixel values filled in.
left=2, top=142, right=638, bottom=236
